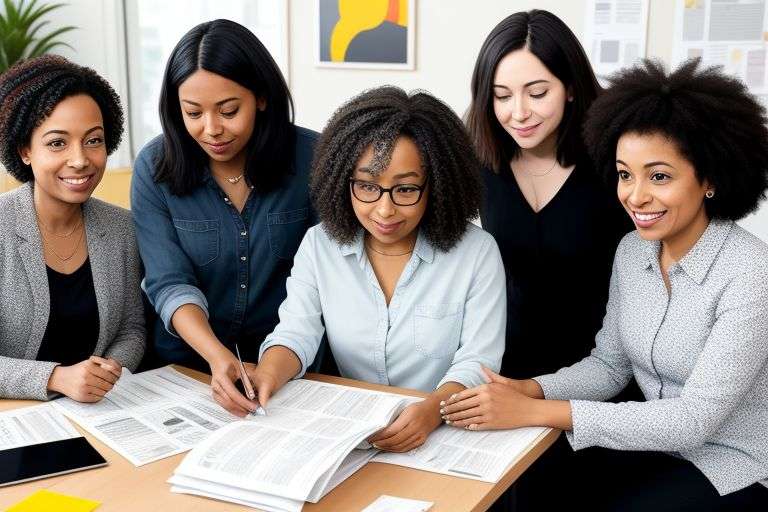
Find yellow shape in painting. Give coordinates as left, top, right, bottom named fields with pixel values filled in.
left=330, top=0, right=390, bottom=62
left=730, top=48, right=743, bottom=63
left=397, top=0, right=408, bottom=25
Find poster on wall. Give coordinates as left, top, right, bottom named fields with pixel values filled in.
left=316, top=0, right=416, bottom=69
left=672, top=0, right=768, bottom=107
left=583, top=0, right=650, bottom=82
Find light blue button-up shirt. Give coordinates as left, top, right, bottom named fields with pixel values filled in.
left=259, top=223, right=506, bottom=392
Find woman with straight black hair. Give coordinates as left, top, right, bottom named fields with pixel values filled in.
left=131, top=19, right=317, bottom=418
left=465, top=9, right=633, bottom=510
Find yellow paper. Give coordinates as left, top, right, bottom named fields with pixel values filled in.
left=6, top=489, right=100, bottom=512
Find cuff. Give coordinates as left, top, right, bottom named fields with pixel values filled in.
left=438, top=364, right=484, bottom=389
left=158, top=285, right=209, bottom=337
left=533, top=373, right=569, bottom=400
left=566, top=400, right=601, bottom=450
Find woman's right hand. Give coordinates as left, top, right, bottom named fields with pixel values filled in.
left=47, top=356, right=121, bottom=402
left=209, top=352, right=262, bottom=417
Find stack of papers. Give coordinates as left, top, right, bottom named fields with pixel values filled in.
left=0, top=403, right=81, bottom=450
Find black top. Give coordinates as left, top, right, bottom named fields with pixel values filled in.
left=481, top=163, right=633, bottom=378
left=37, top=259, right=99, bottom=366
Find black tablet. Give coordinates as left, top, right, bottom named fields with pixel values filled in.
left=0, top=437, right=107, bottom=487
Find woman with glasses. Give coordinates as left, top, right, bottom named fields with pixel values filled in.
left=244, top=86, right=506, bottom=453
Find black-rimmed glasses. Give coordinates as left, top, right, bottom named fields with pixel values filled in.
left=349, top=179, right=427, bottom=206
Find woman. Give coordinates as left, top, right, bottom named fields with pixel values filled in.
left=131, top=19, right=317, bottom=418
left=443, top=59, right=768, bottom=510
left=465, top=10, right=633, bottom=509
left=0, top=55, right=144, bottom=401
left=246, top=87, right=506, bottom=452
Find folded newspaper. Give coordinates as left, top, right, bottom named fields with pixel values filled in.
left=168, top=378, right=550, bottom=512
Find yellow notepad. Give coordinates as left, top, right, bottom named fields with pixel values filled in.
left=6, top=489, right=100, bottom=512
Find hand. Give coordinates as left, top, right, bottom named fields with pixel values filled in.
left=244, top=364, right=283, bottom=409
left=209, top=352, right=261, bottom=418
left=441, top=367, right=534, bottom=431
left=47, top=356, right=121, bottom=402
left=368, top=399, right=442, bottom=452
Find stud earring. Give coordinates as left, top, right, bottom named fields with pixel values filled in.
left=705, top=190, right=715, bottom=199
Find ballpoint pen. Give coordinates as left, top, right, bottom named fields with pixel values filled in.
left=235, top=343, right=267, bottom=416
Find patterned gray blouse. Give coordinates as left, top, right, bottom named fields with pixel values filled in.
left=535, top=220, right=768, bottom=495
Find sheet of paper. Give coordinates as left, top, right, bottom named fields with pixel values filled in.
left=52, top=366, right=240, bottom=466
left=372, top=424, right=550, bottom=483
left=0, top=403, right=81, bottom=450
left=361, top=495, right=433, bottom=512
left=6, top=489, right=100, bottom=512
left=584, top=0, right=649, bottom=80
left=673, top=0, right=768, bottom=106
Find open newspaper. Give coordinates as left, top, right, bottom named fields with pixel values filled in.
left=168, top=378, right=551, bottom=512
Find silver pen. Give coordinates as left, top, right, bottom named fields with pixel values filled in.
left=235, top=343, right=266, bottom=416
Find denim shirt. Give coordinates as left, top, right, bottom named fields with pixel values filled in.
left=131, top=127, right=318, bottom=365
left=259, top=223, right=506, bottom=393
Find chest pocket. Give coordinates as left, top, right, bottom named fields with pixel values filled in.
left=172, top=219, right=220, bottom=267
left=413, top=302, right=463, bottom=359
left=267, top=207, right=309, bottom=261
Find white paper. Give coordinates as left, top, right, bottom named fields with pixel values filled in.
left=673, top=0, right=768, bottom=102
left=52, top=366, right=240, bottom=465
left=584, top=0, right=650, bottom=80
left=0, top=403, right=81, bottom=450
left=362, top=495, right=434, bottom=512
left=372, top=425, right=550, bottom=483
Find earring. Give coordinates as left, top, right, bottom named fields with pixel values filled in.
left=705, top=190, right=715, bottom=199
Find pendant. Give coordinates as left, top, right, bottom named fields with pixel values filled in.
left=226, top=174, right=244, bottom=184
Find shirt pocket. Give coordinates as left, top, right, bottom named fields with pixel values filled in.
left=172, top=218, right=220, bottom=267
left=267, top=207, right=309, bottom=261
left=413, top=302, right=463, bottom=359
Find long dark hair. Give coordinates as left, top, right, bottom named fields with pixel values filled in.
left=155, top=19, right=295, bottom=195
left=466, top=10, right=600, bottom=172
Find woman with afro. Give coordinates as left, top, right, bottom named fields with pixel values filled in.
left=0, top=56, right=145, bottom=402
left=247, top=86, right=506, bottom=453
left=442, top=59, right=768, bottom=510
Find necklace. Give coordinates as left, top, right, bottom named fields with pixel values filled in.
left=37, top=214, right=83, bottom=238
left=525, top=158, right=558, bottom=178
left=225, top=174, right=244, bottom=184
left=365, top=242, right=414, bottom=257
left=41, top=224, right=85, bottom=261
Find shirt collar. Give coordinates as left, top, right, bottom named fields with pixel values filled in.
left=339, top=228, right=435, bottom=264
left=640, top=219, right=734, bottom=284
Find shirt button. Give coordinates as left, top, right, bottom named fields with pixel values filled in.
left=240, top=284, right=246, bottom=289
left=224, top=197, right=230, bottom=203
left=240, top=256, right=247, bottom=261
left=241, top=231, right=247, bottom=236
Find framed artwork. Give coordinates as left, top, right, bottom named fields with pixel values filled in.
left=316, top=0, right=416, bottom=69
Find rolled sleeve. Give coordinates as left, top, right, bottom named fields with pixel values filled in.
left=438, top=236, right=506, bottom=389
left=157, top=284, right=209, bottom=337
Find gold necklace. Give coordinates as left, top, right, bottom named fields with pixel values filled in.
left=525, top=158, right=558, bottom=178
left=37, top=214, right=83, bottom=238
left=225, top=174, right=244, bottom=184
left=41, top=225, right=85, bottom=261
left=365, top=242, right=414, bottom=257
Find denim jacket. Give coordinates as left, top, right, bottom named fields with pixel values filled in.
left=131, top=127, right=317, bottom=365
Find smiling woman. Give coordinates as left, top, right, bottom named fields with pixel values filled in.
left=0, top=55, right=145, bottom=402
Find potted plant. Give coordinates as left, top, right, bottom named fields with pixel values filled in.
left=0, top=0, right=75, bottom=74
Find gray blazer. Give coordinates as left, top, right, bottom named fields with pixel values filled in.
left=535, top=220, right=768, bottom=495
left=0, top=183, right=145, bottom=400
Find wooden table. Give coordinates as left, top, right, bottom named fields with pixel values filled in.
left=0, top=368, right=560, bottom=511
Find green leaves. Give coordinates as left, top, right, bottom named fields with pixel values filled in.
left=0, top=0, right=76, bottom=74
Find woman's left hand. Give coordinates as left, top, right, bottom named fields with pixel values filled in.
left=368, top=399, right=442, bottom=452
left=441, top=369, right=533, bottom=431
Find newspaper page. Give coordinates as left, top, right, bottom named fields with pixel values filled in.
left=584, top=0, right=650, bottom=80
left=372, top=424, right=551, bottom=483
left=0, top=403, right=81, bottom=450
left=673, top=0, right=768, bottom=105
left=171, top=379, right=416, bottom=504
left=52, top=366, right=241, bottom=466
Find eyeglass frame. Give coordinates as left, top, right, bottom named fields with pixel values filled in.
left=348, top=178, right=427, bottom=206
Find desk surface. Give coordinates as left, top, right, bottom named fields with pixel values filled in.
left=0, top=368, right=560, bottom=512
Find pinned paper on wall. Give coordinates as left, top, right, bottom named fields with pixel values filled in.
left=584, top=0, right=650, bottom=82
left=316, top=0, right=416, bottom=69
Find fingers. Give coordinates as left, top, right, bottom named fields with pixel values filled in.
left=369, top=414, right=408, bottom=443
left=442, top=406, right=483, bottom=423
left=377, top=432, right=422, bottom=452
left=482, top=366, right=511, bottom=385
left=86, top=361, right=119, bottom=387
left=444, top=387, right=481, bottom=406
left=218, top=374, right=260, bottom=413
left=211, top=381, right=251, bottom=418
left=448, top=416, right=486, bottom=429
left=441, top=396, right=480, bottom=415
left=89, top=356, right=122, bottom=379
left=372, top=426, right=414, bottom=450
left=251, top=375, right=273, bottom=409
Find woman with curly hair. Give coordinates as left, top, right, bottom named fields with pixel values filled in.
left=246, top=86, right=506, bottom=452
left=0, top=55, right=144, bottom=401
left=131, top=20, right=317, bottom=418
left=443, top=59, right=768, bottom=510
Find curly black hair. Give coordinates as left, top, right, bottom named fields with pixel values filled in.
left=310, top=86, right=482, bottom=252
left=583, top=58, right=768, bottom=221
left=0, top=55, right=124, bottom=182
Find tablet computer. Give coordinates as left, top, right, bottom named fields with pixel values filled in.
left=0, top=437, right=107, bottom=487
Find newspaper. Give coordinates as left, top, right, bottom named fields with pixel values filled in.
left=51, top=366, right=242, bottom=466
left=0, top=403, right=81, bottom=450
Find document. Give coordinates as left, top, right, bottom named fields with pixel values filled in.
left=0, top=403, right=81, bottom=450
left=52, top=366, right=241, bottom=466
left=584, top=0, right=649, bottom=80
left=362, top=495, right=433, bottom=512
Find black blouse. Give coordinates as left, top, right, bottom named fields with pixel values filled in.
left=37, top=259, right=100, bottom=366
left=481, top=163, right=633, bottom=379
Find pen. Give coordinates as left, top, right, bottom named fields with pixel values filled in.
left=235, top=344, right=267, bottom=416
